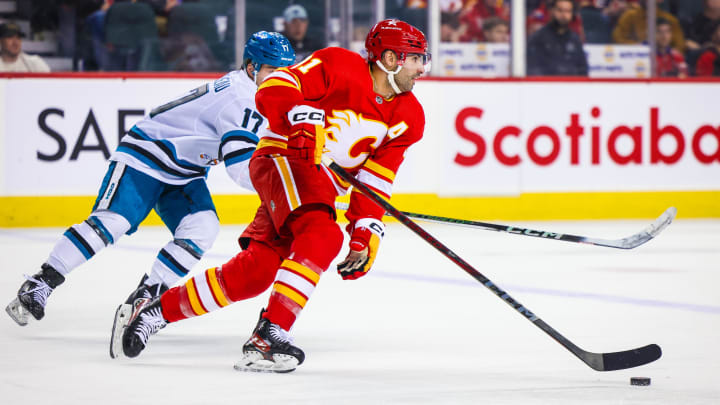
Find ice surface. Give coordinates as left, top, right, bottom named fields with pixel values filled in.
left=1, top=219, right=718, bottom=404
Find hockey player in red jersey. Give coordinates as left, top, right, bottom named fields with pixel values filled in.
left=121, top=19, right=431, bottom=372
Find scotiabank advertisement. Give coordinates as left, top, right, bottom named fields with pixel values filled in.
left=0, top=77, right=718, bottom=197
left=411, top=80, right=720, bottom=195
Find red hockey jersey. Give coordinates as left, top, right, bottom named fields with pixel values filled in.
left=254, top=47, right=425, bottom=223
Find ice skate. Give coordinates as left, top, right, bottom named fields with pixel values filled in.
left=110, top=275, right=168, bottom=358
left=234, top=315, right=305, bottom=373
left=6, top=264, right=65, bottom=326
left=6, top=298, right=30, bottom=326
left=121, top=297, right=167, bottom=358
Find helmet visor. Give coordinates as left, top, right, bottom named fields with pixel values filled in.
left=406, top=52, right=432, bottom=74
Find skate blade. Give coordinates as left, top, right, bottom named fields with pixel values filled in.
left=6, top=298, right=30, bottom=327
left=233, top=351, right=299, bottom=373
left=109, top=304, right=132, bottom=359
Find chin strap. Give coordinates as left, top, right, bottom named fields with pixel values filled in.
left=248, top=61, right=261, bottom=86
left=375, top=59, right=403, bottom=95
left=252, top=63, right=260, bottom=85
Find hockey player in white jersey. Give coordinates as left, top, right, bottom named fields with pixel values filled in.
left=5, top=32, right=296, bottom=347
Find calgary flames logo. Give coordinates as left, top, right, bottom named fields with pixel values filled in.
left=323, top=109, right=388, bottom=169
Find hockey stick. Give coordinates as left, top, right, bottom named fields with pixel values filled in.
left=324, top=156, right=661, bottom=371
left=334, top=202, right=676, bottom=250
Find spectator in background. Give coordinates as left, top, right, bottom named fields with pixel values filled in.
left=441, top=0, right=463, bottom=13
left=686, top=0, right=720, bottom=51
left=655, top=18, right=687, bottom=77
left=527, top=0, right=589, bottom=75
left=282, top=4, right=323, bottom=62
left=86, top=0, right=112, bottom=70
left=150, top=0, right=182, bottom=36
left=696, top=20, right=720, bottom=75
left=459, top=0, right=510, bottom=42
left=440, top=11, right=462, bottom=42
left=483, top=16, right=510, bottom=42
left=0, top=22, right=51, bottom=72
left=602, top=0, right=632, bottom=30
left=527, top=10, right=546, bottom=36
left=612, top=0, right=685, bottom=52
left=527, top=0, right=585, bottom=42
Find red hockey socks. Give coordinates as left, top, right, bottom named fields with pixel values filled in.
left=161, top=240, right=282, bottom=322
left=264, top=207, right=343, bottom=330
left=159, top=207, right=343, bottom=331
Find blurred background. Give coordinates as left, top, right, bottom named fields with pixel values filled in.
left=0, top=0, right=716, bottom=78
left=0, top=0, right=718, bottom=226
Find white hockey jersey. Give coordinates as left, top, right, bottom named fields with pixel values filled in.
left=111, top=70, right=263, bottom=191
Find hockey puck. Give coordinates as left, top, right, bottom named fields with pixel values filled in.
left=630, top=377, right=651, bottom=386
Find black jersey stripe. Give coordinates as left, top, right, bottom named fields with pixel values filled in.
left=222, top=147, right=256, bottom=163
left=220, top=135, right=258, bottom=148
left=118, top=142, right=206, bottom=179
left=127, top=130, right=206, bottom=174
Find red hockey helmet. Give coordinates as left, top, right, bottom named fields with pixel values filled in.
left=365, top=19, right=430, bottom=66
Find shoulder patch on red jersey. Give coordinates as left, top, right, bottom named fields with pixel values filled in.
left=313, top=47, right=366, bottom=66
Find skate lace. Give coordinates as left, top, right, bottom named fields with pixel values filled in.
left=153, top=283, right=167, bottom=297
left=268, top=324, right=294, bottom=345
left=21, top=275, right=53, bottom=307
left=134, top=307, right=167, bottom=344
left=143, top=283, right=165, bottom=298
left=137, top=284, right=165, bottom=301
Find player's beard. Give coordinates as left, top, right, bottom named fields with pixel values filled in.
left=394, top=70, right=418, bottom=93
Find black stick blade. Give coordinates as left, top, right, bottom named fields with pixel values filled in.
left=599, top=344, right=662, bottom=371
left=325, top=158, right=665, bottom=374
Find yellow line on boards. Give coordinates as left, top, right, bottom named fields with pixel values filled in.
left=0, top=191, right=718, bottom=227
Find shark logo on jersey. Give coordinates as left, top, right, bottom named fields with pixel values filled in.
left=200, top=154, right=219, bottom=166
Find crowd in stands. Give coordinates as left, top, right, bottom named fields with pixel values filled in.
left=0, top=0, right=719, bottom=77
left=0, top=0, right=325, bottom=72
left=438, top=0, right=720, bottom=77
